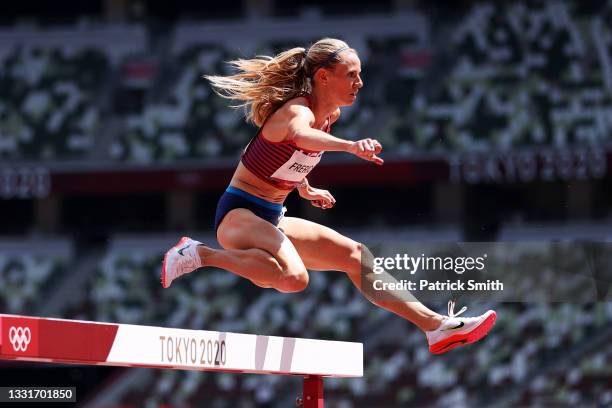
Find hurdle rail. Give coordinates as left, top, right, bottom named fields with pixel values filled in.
left=0, top=314, right=363, bottom=407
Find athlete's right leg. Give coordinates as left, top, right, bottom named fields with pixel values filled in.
left=213, top=208, right=309, bottom=292
left=163, top=208, right=308, bottom=293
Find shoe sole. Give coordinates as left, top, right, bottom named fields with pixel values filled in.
left=429, top=311, right=497, bottom=354
left=161, top=236, right=190, bottom=289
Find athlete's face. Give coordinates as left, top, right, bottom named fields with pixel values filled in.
left=323, top=51, right=363, bottom=106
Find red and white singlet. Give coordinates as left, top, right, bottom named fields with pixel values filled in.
left=241, top=97, right=331, bottom=190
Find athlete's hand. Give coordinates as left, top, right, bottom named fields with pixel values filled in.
left=298, top=186, right=336, bottom=209
left=348, top=138, right=384, bottom=165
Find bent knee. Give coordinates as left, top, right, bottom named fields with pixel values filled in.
left=217, top=224, right=244, bottom=250
left=343, top=241, right=365, bottom=274
left=275, top=271, right=309, bottom=293
left=351, top=242, right=364, bottom=260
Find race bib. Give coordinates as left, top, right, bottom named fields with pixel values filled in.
left=270, top=149, right=323, bottom=183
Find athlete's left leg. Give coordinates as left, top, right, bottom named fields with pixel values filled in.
left=277, top=216, right=443, bottom=332
left=278, top=216, right=497, bottom=353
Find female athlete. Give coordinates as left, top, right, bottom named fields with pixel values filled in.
left=162, top=38, right=496, bottom=354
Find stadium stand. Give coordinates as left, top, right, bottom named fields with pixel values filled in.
left=0, top=1, right=611, bottom=407
left=0, top=25, right=146, bottom=160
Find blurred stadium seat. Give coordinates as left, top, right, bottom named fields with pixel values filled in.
left=0, top=1, right=611, bottom=407
left=0, top=25, right=146, bottom=161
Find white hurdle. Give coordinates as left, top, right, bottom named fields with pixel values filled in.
left=0, top=314, right=363, bottom=407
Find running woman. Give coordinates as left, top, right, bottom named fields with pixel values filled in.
left=162, top=38, right=496, bottom=354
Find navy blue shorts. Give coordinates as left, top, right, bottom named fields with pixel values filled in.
left=214, top=186, right=285, bottom=232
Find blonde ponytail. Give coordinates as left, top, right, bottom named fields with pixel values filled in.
left=204, top=38, right=354, bottom=127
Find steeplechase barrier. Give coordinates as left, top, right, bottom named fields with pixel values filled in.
left=0, top=314, right=363, bottom=407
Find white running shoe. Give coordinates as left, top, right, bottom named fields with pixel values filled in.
left=426, top=300, right=497, bottom=354
left=161, top=237, right=203, bottom=288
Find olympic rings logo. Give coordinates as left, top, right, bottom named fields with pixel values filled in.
left=9, top=326, right=31, bottom=352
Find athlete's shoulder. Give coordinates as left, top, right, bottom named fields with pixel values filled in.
left=285, top=96, right=313, bottom=111
left=282, top=96, right=315, bottom=121
left=266, top=96, right=312, bottom=124
left=262, top=97, right=313, bottom=143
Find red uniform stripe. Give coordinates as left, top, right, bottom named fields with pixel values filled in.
left=250, top=143, right=279, bottom=174
left=244, top=153, right=273, bottom=178
left=255, top=135, right=293, bottom=166
left=258, top=140, right=291, bottom=166
left=253, top=141, right=289, bottom=170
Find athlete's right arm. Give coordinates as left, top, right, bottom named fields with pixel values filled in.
left=286, top=105, right=384, bottom=165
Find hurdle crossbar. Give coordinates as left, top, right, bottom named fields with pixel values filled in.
left=0, top=314, right=362, bottom=407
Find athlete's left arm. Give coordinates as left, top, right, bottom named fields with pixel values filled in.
left=296, top=178, right=336, bottom=209
left=295, top=109, right=340, bottom=209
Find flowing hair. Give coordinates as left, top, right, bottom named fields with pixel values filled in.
left=204, top=38, right=354, bottom=127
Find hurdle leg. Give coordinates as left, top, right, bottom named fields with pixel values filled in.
left=300, top=375, right=324, bottom=407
